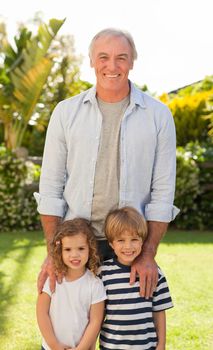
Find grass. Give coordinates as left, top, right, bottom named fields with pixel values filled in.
left=157, top=231, right=213, bottom=350
left=0, top=229, right=212, bottom=350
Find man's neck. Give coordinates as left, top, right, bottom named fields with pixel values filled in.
left=96, top=83, right=130, bottom=102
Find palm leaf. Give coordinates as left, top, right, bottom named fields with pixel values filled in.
left=8, top=18, right=65, bottom=148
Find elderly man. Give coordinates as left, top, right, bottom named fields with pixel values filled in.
left=35, top=28, right=179, bottom=298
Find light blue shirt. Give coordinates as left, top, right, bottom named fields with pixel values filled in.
left=35, top=81, right=179, bottom=236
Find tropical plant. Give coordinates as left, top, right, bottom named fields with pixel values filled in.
left=159, top=76, right=213, bottom=146
left=0, top=18, right=65, bottom=150
left=25, top=33, right=92, bottom=155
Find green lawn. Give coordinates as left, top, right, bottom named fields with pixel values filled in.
left=0, top=230, right=212, bottom=350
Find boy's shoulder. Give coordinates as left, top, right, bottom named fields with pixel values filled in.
left=157, top=266, right=167, bottom=280
left=101, top=258, right=125, bottom=270
left=102, top=258, right=114, bottom=266
left=99, top=258, right=115, bottom=273
left=100, top=258, right=131, bottom=277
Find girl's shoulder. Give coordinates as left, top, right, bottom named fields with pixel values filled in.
left=42, top=277, right=51, bottom=296
left=85, top=270, right=106, bottom=303
left=85, top=269, right=103, bottom=285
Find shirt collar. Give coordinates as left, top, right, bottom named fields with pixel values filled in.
left=83, top=86, right=97, bottom=104
left=82, top=80, right=146, bottom=109
left=129, top=81, right=146, bottom=109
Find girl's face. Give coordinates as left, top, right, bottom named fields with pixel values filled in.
left=110, top=230, right=142, bottom=266
left=61, top=233, right=89, bottom=273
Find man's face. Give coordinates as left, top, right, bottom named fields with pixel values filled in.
left=90, top=35, right=134, bottom=101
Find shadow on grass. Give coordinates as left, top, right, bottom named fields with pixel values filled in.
left=0, top=229, right=212, bottom=337
left=163, top=229, right=213, bottom=244
left=0, top=230, right=45, bottom=336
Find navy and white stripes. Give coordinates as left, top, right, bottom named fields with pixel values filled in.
left=99, top=258, right=173, bottom=350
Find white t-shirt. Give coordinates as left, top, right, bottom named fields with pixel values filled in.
left=41, top=269, right=106, bottom=350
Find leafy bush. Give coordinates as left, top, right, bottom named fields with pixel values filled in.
left=185, top=142, right=213, bottom=229
left=159, top=77, right=213, bottom=146
left=169, top=90, right=212, bottom=146
left=174, top=142, right=213, bottom=229
left=174, top=147, right=200, bottom=228
left=0, top=145, right=40, bottom=231
left=1, top=140, right=212, bottom=231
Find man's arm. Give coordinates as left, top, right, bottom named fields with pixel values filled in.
left=41, top=215, right=62, bottom=254
left=35, top=103, right=67, bottom=293
left=130, top=221, right=168, bottom=299
left=143, top=221, right=168, bottom=258
left=130, top=105, right=179, bottom=298
left=37, top=215, right=62, bottom=294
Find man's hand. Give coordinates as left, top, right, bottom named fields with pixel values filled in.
left=37, top=255, right=62, bottom=293
left=38, top=214, right=63, bottom=293
left=130, top=220, right=168, bottom=298
left=130, top=253, right=158, bottom=299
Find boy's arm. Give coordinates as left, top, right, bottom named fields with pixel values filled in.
left=36, top=292, right=68, bottom=350
left=75, top=301, right=105, bottom=350
left=153, top=310, right=166, bottom=350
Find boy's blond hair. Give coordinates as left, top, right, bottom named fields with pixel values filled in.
left=105, top=206, right=147, bottom=243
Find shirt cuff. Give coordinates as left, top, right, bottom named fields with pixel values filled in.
left=145, top=203, right=180, bottom=222
left=33, top=192, right=67, bottom=217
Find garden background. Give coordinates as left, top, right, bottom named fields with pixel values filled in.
left=0, top=18, right=212, bottom=349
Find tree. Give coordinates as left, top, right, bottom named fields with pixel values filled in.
left=30, top=33, right=92, bottom=135
left=0, top=18, right=65, bottom=150
left=21, top=31, right=92, bottom=156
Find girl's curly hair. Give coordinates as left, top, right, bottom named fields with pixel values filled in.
left=51, top=218, right=100, bottom=275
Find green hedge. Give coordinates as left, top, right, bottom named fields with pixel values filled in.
left=0, top=142, right=212, bottom=232
left=0, top=145, right=40, bottom=231
left=174, top=142, right=213, bottom=229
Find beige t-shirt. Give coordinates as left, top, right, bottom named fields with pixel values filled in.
left=91, top=95, right=130, bottom=239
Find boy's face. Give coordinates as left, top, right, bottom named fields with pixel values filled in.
left=109, top=230, right=142, bottom=265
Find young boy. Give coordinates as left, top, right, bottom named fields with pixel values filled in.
left=99, top=206, right=173, bottom=350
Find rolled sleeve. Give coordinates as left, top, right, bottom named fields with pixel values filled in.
left=145, top=202, right=180, bottom=222
left=147, top=105, right=180, bottom=222
left=34, top=192, right=67, bottom=217
left=34, top=101, right=68, bottom=218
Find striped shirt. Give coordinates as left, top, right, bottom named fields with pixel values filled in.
left=99, top=258, right=173, bottom=350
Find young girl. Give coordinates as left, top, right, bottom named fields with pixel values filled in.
left=99, top=206, right=173, bottom=350
left=37, top=218, right=106, bottom=350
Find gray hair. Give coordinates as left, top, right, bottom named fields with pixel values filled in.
left=89, top=28, right=138, bottom=61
